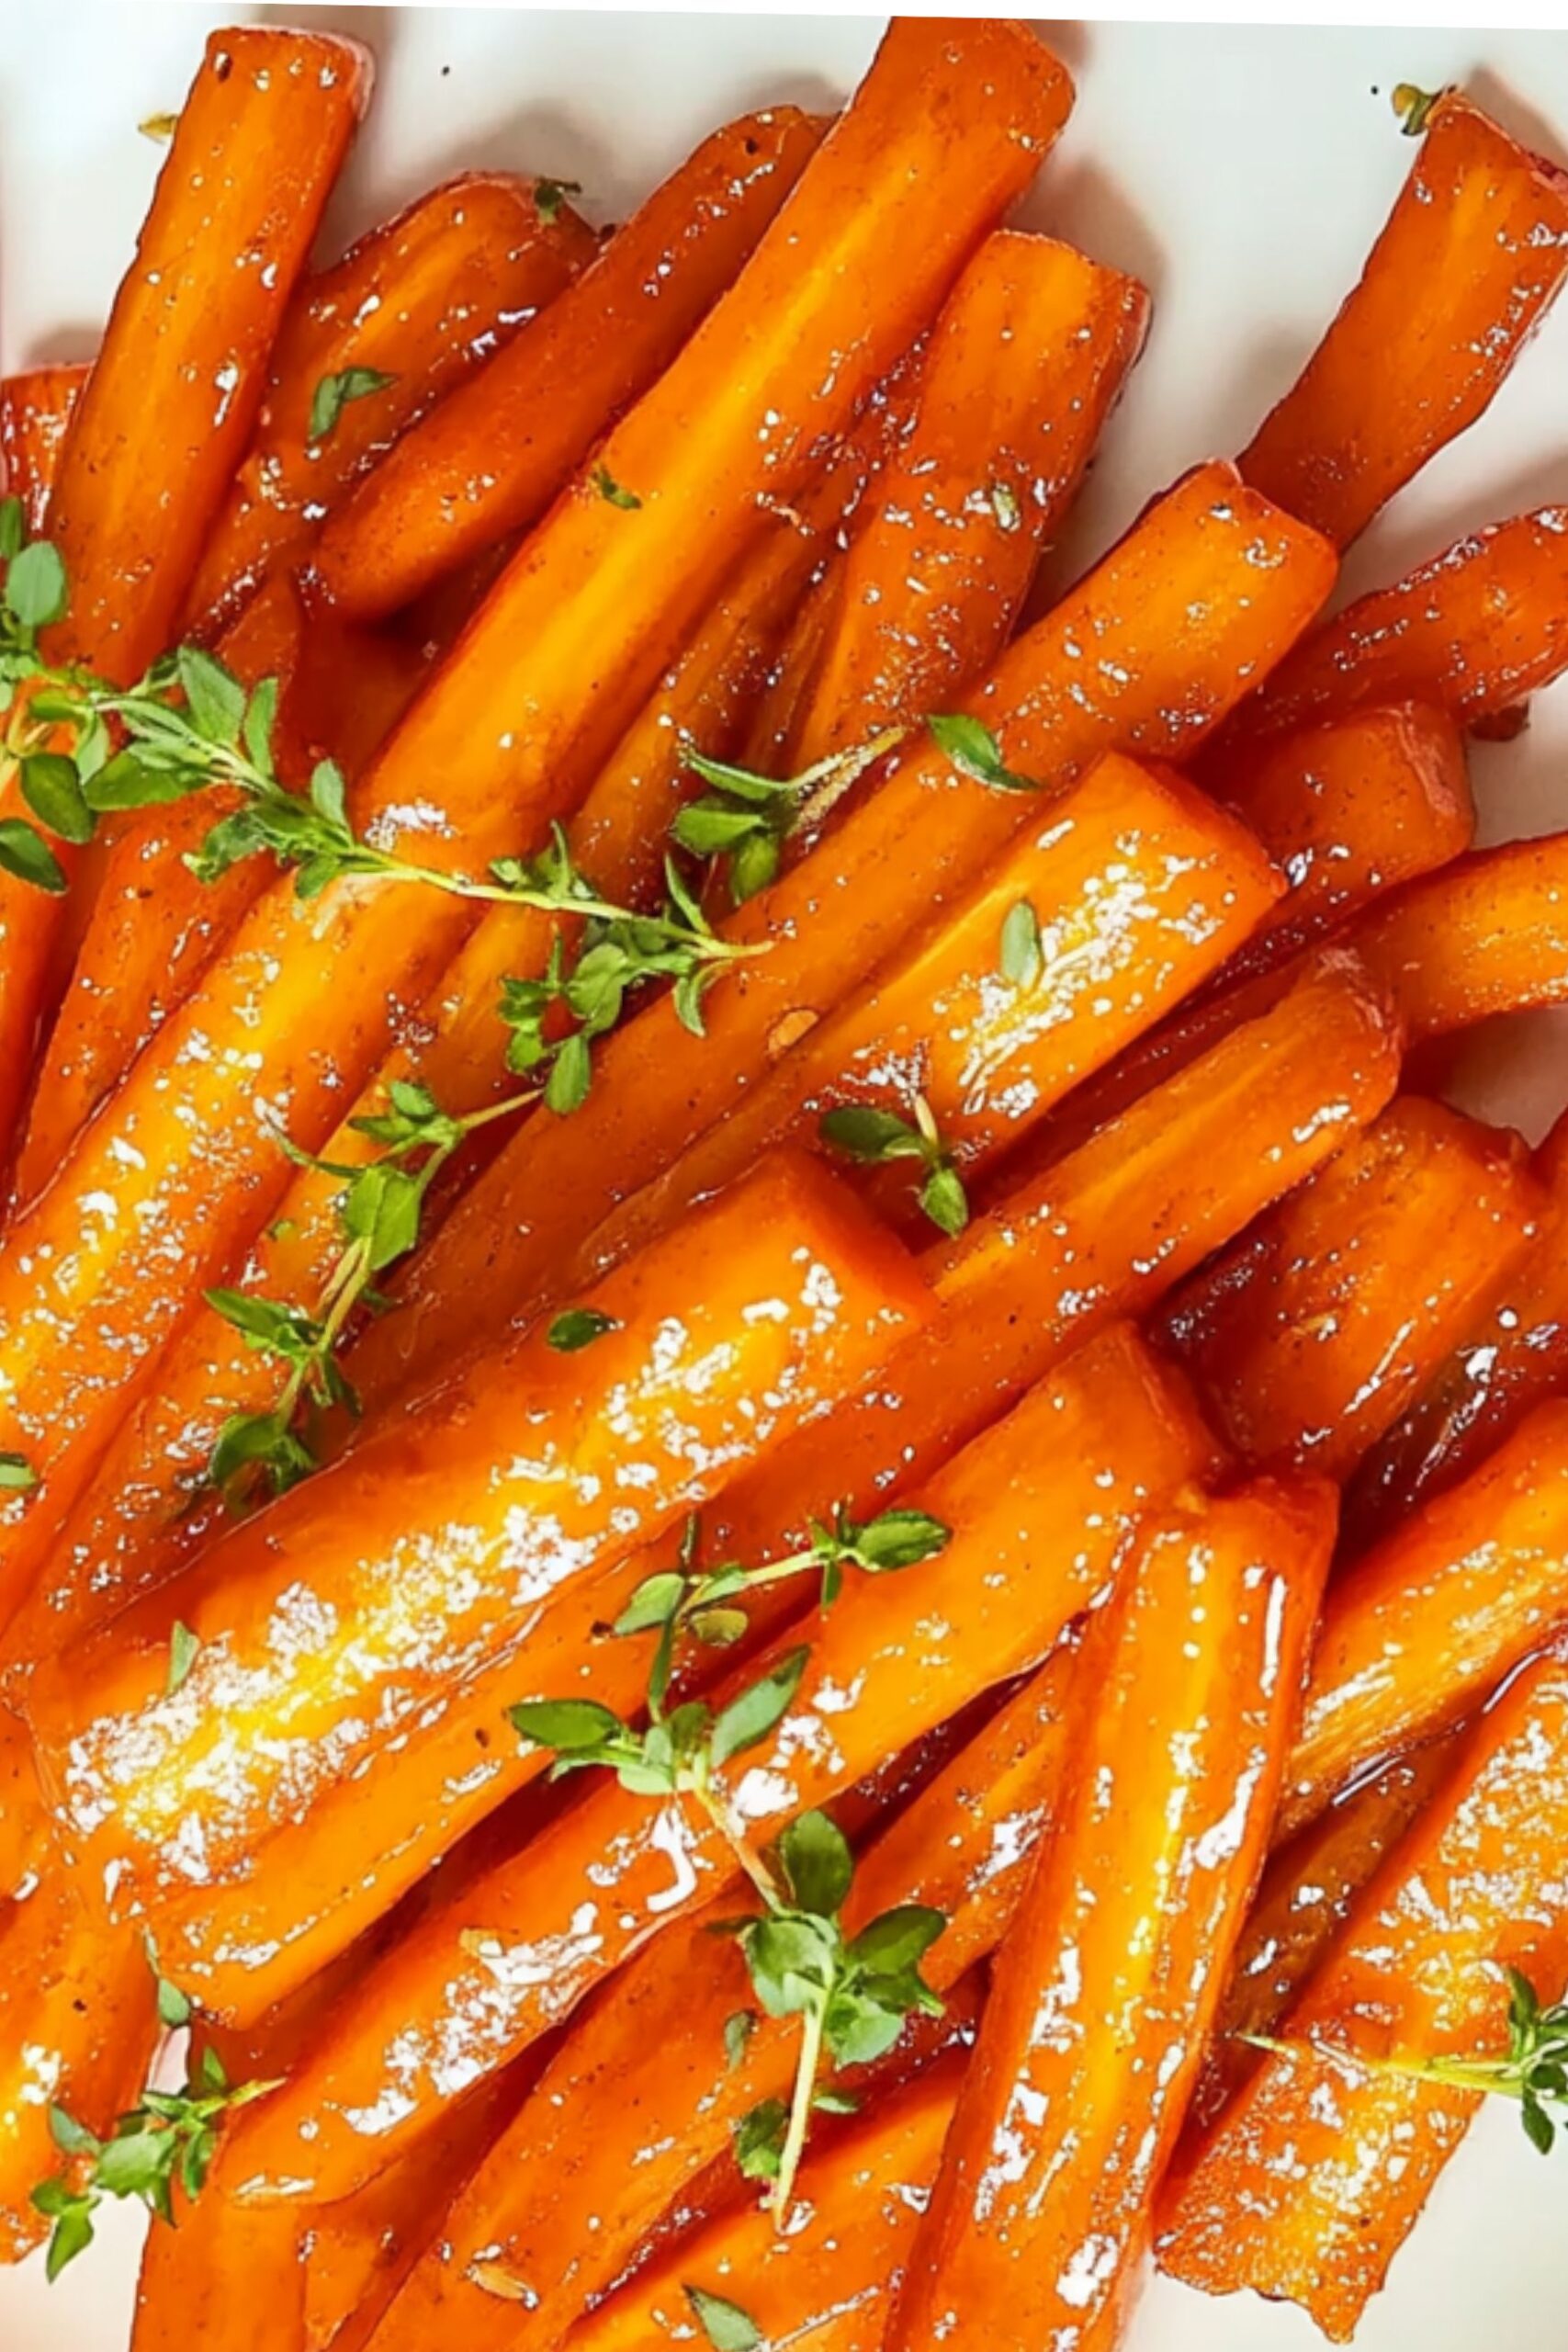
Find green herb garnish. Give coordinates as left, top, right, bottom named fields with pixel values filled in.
left=307, top=367, right=398, bottom=445
left=818, top=1095, right=968, bottom=1238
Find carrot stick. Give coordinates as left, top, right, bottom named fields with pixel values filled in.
left=309, top=109, right=835, bottom=623
left=146, top=950, right=1393, bottom=2023
left=30, top=1153, right=929, bottom=1923
left=570, top=750, right=1281, bottom=1273
left=1355, top=831, right=1568, bottom=1038
left=183, top=174, right=596, bottom=639
left=1279, top=1396, right=1568, bottom=1839
left=1156, top=1644, right=1568, bottom=2342
left=1345, top=1109, right=1568, bottom=1552
left=0, top=17, right=1070, bottom=1589
left=763, top=230, right=1149, bottom=783
left=0, top=1875, right=156, bottom=2259
left=344, top=461, right=1337, bottom=1410
left=1238, top=93, right=1568, bottom=548
left=1156, top=1097, right=1542, bottom=1481
left=0, top=1703, right=43, bottom=1900
left=565, top=2054, right=966, bottom=2352
left=0, top=362, right=86, bottom=533
left=1195, top=1734, right=1464, bottom=2132
left=1218, top=503, right=1568, bottom=749
left=211, top=1322, right=1211, bottom=2168
left=887, top=1476, right=1334, bottom=2352
left=363, top=1648, right=1085, bottom=2352
left=1014, top=700, right=1472, bottom=1166
left=131, top=2190, right=305, bottom=2352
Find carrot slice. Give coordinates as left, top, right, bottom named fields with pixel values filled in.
left=761, top=230, right=1148, bottom=782
left=566, top=2054, right=966, bottom=2352
left=0, top=363, right=85, bottom=532
left=183, top=173, right=595, bottom=639
left=31, top=1153, right=929, bottom=1924
left=1196, top=1734, right=1464, bottom=2132
left=1355, top=831, right=1568, bottom=1038
left=887, top=1476, right=1333, bottom=2352
left=570, top=751, right=1281, bottom=1272
left=144, top=952, right=1393, bottom=2025
left=0, top=26, right=367, bottom=1183
left=0, top=1877, right=156, bottom=2259
left=344, top=461, right=1336, bottom=1409
left=364, top=1648, right=1084, bottom=2351
left=1345, top=1109, right=1568, bottom=1551
left=0, top=17, right=1070, bottom=1590
left=1156, top=1097, right=1542, bottom=1481
left=1221, top=503, right=1568, bottom=747
left=132, top=2193, right=305, bottom=2352
left=1018, top=701, right=1472, bottom=1166
left=1239, top=94, right=1568, bottom=548
left=1280, top=1396, right=1568, bottom=1838
left=212, top=1324, right=1210, bottom=2168
left=310, top=108, right=829, bottom=621
left=1156, top=1645, right=1568, bottom=2342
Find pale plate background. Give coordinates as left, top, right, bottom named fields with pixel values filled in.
left=2, top=6, right=1568, bottom=2347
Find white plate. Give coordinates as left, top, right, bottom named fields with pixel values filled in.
left=4, top=9, right=1568, bottom=2348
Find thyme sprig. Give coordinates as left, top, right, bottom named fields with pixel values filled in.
left=1240, top=1966, right=1568, bottom=2155
left=509, top=1506, right=951, bottom=2220
left=818, top=1094, right=968, bottom=1238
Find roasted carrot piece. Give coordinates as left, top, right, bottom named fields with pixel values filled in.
left=211, top=1323, right=1210, bottom=2153
left=1195, top=1734, right=1464, bottom=2132
left=0, top=1877, right=156, bottom=2259
left=183, top=173, right=595, bottom=639
left=1219, top=503, right=1568, bottom=749
left=1156, top=1097, right=1541, bottom=1482
left=0, top=17, right=1069, bottom=1587
left=888, top=1476, right=1334, bottom=2352
left=1345, top=1109, right=1568, bottom=1552
left=566, top=2054, right=966, bottom=2352
left=132, top=2191, right=305, bottom=2352
left=1239, top=93, right=1568, bottom=548
left=344, top=461, right=1337, bottom=1408
left=31, top=1154, right=929, bottom=1924
left=1017, top=702, right=1472, bottom=1166
left=0, top=363, right=86, bottom=532
left=766, top=230, right=1149, bottom=780
left=365, top=1649, right=1084, bottom=2351
left=1355, top=831, right=1568, bottom=1039
left=0, top=27, right=366, bottom=1187
left=1280, top=1396, right=1568, bottom=1838
left=0, top=1704, right=44, bottom=1900
left=310, top=108, right=829, bottom=621
left=571, top=751, right=1281, bottom=1272
left=1156, top=1645, right=1568, bottom=2342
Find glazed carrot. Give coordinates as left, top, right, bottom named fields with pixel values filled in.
left=0, top=1706, right=43, bottom=1900
left=1219, top=504, right=1568, bottom=749
left=0, top=17, right=1070, bottom=1584
left=1195, top=1735, right=1463, bottom=2132
left=567, top=2055, right=966, bottom=2352
left=1156, top=1645, right=1568, bottom=2342
left=888, top=1476, right=1334, bottom=2352
left=572, top=751, right=1281, bottom=1273
left=1156, top=1098, right=1541, bottom=1482
left=1013, top=702, right=1472, bottom=1165
left=345, top=461, right=1337, bottom=1408
left=132, top=2191, right=305, bottom=2352
left=310, top=108, right=829, bottom=621
left=147, top=953, right=1393, bottom=2022
left=1279, top=1396, right=1568, bottom=1838
left=183, top=173, right=596, bottom=639
left=1355, top=831, right=1568, bottom=1038
left=32, top=1155, right=930, bottom=1917
left=1346, top=1110, right=1568, bottom=1552
left=0, top=362, right=86, bottom=532
left=219, top=1322, right=1211, bottom=2164
left=0, top=1876, right=155, bottom=2259
left=1239, top=94, right=1568, bottom=548
left=764, top=231, right=1149, bottom=781
left=366, top=1649, right=1083, bottom=2351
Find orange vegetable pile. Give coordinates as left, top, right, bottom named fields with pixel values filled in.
left=3, top=23, right=1568, bottom=2352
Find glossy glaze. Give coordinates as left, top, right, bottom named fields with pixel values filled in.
left=0, top=364, right=84, bottom=534
left=1357, top=831, right=1568, bottom=1040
